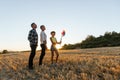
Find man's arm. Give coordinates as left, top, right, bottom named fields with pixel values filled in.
left=28, top=30, right=33, bottom=42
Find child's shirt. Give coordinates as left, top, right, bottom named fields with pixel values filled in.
left=50, top=37, right=57, bottom=45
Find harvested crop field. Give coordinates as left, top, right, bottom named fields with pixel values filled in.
left=1, top=47, right=120, bottom=80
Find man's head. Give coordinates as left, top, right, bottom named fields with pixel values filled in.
left=40, top=25, right=46, bottom=31
left=31, top=23, right=37, bottom=29
left=51, top=31, right=56, bottom=37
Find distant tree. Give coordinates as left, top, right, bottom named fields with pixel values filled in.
left=86, top=35, right=95, bottom=41
left=61, top=44, right=75, bottom=50
left=2, top=50, right=8, bottom=54
left=61, top=31, right=120, bottom=49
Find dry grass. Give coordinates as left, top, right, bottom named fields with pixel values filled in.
left=1, top=47, right=120, bottom=80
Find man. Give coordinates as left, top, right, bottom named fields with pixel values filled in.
left=28, top=23, right=38, bottom=69
left=39, top=25, right=47, bottom=65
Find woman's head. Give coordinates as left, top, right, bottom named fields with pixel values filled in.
left=40, top=25, right=46, bottom=31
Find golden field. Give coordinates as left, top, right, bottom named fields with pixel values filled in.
left=1, top=47, right=120, bottom=80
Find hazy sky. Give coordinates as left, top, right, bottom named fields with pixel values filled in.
left=0, top=0, right=120, bottom=51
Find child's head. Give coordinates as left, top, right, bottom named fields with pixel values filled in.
left=40, top=25, right=46, bottom=31
left=31, top=23, right=37, bottom=29
left=51, top=31, right=56, bottom=37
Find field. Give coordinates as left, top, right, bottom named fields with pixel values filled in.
left=1, top=47, right=120, bottom=80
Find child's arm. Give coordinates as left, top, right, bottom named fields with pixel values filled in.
left=56, top=39, right=62, bottom=44
left=50, top=37, right=61, bottom=44
left=57, top=41, right=61, bottom=44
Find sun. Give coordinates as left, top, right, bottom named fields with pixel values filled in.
left=56, top=45, right=62, bottom=50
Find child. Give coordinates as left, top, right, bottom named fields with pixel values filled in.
left=50, top=31, right=61, bottom=64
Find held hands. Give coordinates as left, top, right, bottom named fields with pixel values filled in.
left=59, top=41, right=62, bottom=44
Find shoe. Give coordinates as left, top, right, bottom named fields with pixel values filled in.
left=50, top=63, right=56, bottom=67
left=39, top=63, right=42, bottom=66
left=29, top=66, right=34, bottom=70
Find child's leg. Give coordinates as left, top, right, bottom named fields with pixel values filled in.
left=55, top=50, right=59, bottom=63
left=51, top=51, right=54, bottom=64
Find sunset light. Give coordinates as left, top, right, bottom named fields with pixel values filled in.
left=0, top=0, right=120, bottom=79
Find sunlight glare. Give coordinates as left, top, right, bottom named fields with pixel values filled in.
left=56, top=45, right=62, bottom=49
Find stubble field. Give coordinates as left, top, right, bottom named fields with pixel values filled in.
left=1, top=47, right=120, bottom=80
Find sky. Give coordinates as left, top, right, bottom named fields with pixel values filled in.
left=0, top=0, right=120, bottom=51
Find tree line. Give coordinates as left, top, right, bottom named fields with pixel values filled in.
left=61, top=31, right=120, bottom=49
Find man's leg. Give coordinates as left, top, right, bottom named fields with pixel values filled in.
left=39, top=44, right=46, bottom=65
left=29, top=45, right=36, bottom=69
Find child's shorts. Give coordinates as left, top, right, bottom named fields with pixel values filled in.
left=51, top=45, right=57, bottom=51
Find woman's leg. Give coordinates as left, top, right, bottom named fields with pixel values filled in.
left=39, top=44, right=46, bottom=65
